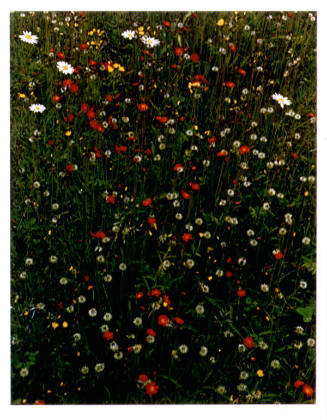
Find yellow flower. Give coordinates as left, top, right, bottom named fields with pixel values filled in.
left=217, top=18, right=225, bottom=26
left=18, top=93, right=26, bottom=99
left=107, top=65, right=114, bottom=73
left=257, top=369, right=264, bottom=377
left=65, top=130, right=72, bottom=137
left=62, top=321, right=68, bottom=328
left=52, top=322, right=59, bottom=329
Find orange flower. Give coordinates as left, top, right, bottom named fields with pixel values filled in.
left=146, top=328, right=156, bottom=337
left=181, top=190, right=191, bottom=200
left=294, top=380, right=305, bottom=388
left=145, top=381, right=159, bottom=397
left=156, top=116, right=168, bottom=124
left=147, top=217, right=156, bottom=226
left=138, top=374, right=149, bottom=383
left=142, top=198, right=152, bottom=207
left=302, top=384, right=314, bottom=397
left=238, top=69, right=246, bottom=76
left=34, top=400, right=46, bottom=405
left=174, top=47, right=184, bottom=56
left=158, top=314, right=170, bottom=326
left=163, top=20, right=171, bottom=27
left=243, top=336, right=254, bottom=349
left=173, top=163, right=183, bottom=172
left=229, top=43, right=236, bottom=52
left=135, top=291, right=144, bottom=299
left=138, top=103, right=149, bottom=112
left=106, top=195, right=116, bottom=204
left=190, top=53, right=200, bottom=63
left=103, top=331, right=114, bottom=341
left=237, top=289, right=246, bottom=297
left=189, top=182, right=200, bottom=191
left=225, top=81, right=235, bottom=88
left=52, top=94, right=61, bottom=102
left=173, top=317, right=184, bottom=325
left=182, top=233, right=193, bottom=243
left=239, top=145, right=250, bottom=154
left=274, top=251, right=284, bottom=260
left=151, top=288, right=161, bottom=297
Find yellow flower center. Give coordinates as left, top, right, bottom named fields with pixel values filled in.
left=26, top=34, right=32, bottom=39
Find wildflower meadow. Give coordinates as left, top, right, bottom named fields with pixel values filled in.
left=10, top=11, right=316, bottom=404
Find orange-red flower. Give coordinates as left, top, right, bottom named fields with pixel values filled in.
left=138, top=374, right=149, bottom=383
left=34, top=400, right=46, bottom=405
left=189, top=182, right=200, bottom=191
left=135, top=291, right=144, bottom=299
left=138, top=103, right=149, bottom=112
left=238, top=69, right=246, bottom=76
left=103, top=331, right=114, bottom=340
left=225, top=81, right=235, bottom=88
left=173, top=163, right=183, bottom=172
left=237, top=289, right=246, bottom=297
left=156, top=116, right=168, bottom=124
left=142, top=198, right=152, bottom=207
left=107, top=195, right=116, bottom=204
left=302, top=384, right=314, bottom=397
left=163, top=20, right=171, bottom=27
left=174, top=47, right=183, bottom=56
left=229, top=43, right=236, bottom=52
left=294, top=380, right=305, bottom=388
left=145, top=381, right=159, bottom=397
left=158, top=314, right=170, bottom=326
left=181, top=190, right=191, bottom=200
left=182, top=233, right=193, bottom=243
left=147, top=217, right=156, bottom=226
left=146, top=328, right=156, bottom=337
left=274, top=251, right=284, bottom=260
left=173, top=317, right=184, bottom=325
left=243, top=336, right=254, bottom=349
left=239, top=145, right=250, bottom=154
left=52, top=94, right=61, bottom=102
left=190, top=53, right=200, bottom=63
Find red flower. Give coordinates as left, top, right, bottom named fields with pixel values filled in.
left=243, top=336, right=254, bottom=349
left=217, top=150, right=228, bottom=157
left=95, top=230, right=106, bottom=239
left=107, top=195, right=116, bottom=204
left=135, top=291, right=144, bottom=299
left=80, top=43, right=88, bottom=50
left=145, top=381, right=159, bottom=397
left=138, top=103, right=149, bottom=112
left=66, top=163, right=74, bottom=172
left=34, top=400, right=46, bottom=405
left=226, top=271, right=233, bottom=278
left=237, top=289, right=246, bottom=297
left=52, top=95, right=61, bottom=102
left=81, top=103, right=89, bottom=113
left=163, top=20, right=171, bottom=27
left=238, top=69, right=246, bottom=76
left=190, top=53, right=200, bottom=63
left=173, top=163, right=183, bottom=172
left=189, top=182, right=200, bottom=191
left=63, top=78, right=73, bottom=87
left=158, top=314, right=170, bottom=326
left=181, top=190, right=191, bottom=200
left=208, top=136, right=216, bottom=144
left=146, top=329, right=156, bottom=337
left=156, top=116, right=168, bottom=124
left=294, top=380, right=305, bottom=388
left=173, top=317, right=184, bottom=325
left=147, top=217, right=156, bottom=226
left=151, top=289, right=161, bottom=297
left=274, top=251, right=284, bottom=260
left=225, top=81, right=236, bottom=88
left=103, top=331, right=114, bottom=341
left=142, top=198, right=152, bottom=207
left=302, top=384, right=314, bottom=397
left=182, top=233, right=193, bottom=243
left=89, top=59, right=97, bottom=66
left=87, top=109, right=96, bottom=120
left=239, top=145, right=250, bottom=154
left=229, top=43, right=236, bottom=52
left=174, top=47, right=184, bottom=56
left=69, top=83, right=79, bottom=94
left=138, top=374, right=149, bottom=383
left=194, top=74, right=209, bottom=84
left=57, top=51, right=65, bottom=60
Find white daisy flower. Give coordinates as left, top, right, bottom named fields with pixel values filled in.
left=57, top=61, right=74, bottom=74
left=29, top=104, right=46, bottom=113
left=141, top=35, right=160, bottom=48
left=272, top=93, right=292, bottom=108
left=121, top=29, right=136, bottom=40
left=19, top=31, right=38, bottom=44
